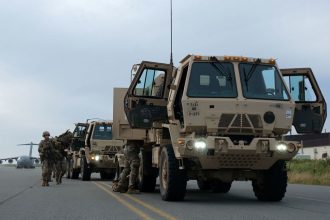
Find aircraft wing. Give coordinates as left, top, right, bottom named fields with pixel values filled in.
left=0, top=157, right=19, bottom=161
left=0, top=157, right=19, bottom=164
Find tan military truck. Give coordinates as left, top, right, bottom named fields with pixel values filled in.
left=67, top=122, right=89, bottom=179
left=80, top=121, right=123, bottom=181
left=114, top=55, right=326, bottom=201
left=67, top=121, right=122, bottom=180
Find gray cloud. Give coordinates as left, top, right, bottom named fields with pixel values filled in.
left=1, top=0, right=330, bottom=158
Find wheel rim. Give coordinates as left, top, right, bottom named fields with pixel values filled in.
left=161, top=159, right=168, bottom=191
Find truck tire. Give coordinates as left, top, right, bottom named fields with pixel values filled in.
left=210, top=180, right=232, bottom=193
left=66, top=159, right=72, bottom=179
left=100, top=171, right=116, bottom=180
left=138, top=150, right=158, bottom=192
left=252, top=160, right=287, bottom=201
left=197, top=179, right=211, bottom=190
left=159, top=145, right=187, bottom=201
left=71, top=168, right=80, bottom=179
left=81, top=157, right=91, bottom=181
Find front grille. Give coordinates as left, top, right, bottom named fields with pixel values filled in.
left=218, top=113, right=263, bottom=134
left=218, top=154, right=261, bottom=168
left=218, top=114, right=235, bottom=127
left=102, top=145, right=121, bottom=154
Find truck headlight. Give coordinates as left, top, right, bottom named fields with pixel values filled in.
left=95, top=155, right=100, bottom=161
left=194, top=140, right=207, bottom=149
left=276, top=143, right=288, bottom=152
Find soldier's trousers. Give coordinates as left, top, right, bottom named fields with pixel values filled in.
left=55, top=158, right=67, bottom=183
left=42, top=160, right=53, bottom=181
left=119, top=157, right=140, bottom=187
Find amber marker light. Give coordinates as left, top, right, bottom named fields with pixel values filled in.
left=269, top=58, right=276, bottom=64
left=194, top=55, right=202, bottom=60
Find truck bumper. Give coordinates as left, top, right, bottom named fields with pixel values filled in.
left=87, top=155, right=116, bottom=169
left=177, top=136, right=299, bottom=170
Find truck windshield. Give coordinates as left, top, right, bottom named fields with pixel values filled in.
left=239, top=63, right=289, bottom=100
left=187, top=62, right=237, bottom=98
left=92, top=125, right=112, bottom=140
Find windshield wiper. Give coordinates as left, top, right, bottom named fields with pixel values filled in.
left=209, top=56, right=232, bottom=80
left=243, top=58, right=261, bottom=91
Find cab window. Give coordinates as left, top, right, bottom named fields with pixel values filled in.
left=239, top=64, right=289, bottom=100
left=187, top=62, right=237, bottom=98
left=92, top=125, right=112, bottom=140
left=73, top=125, right=87, bottom=138
left=133, top=68, right=165, bottom=98
left=283, top=75, right=317, bottom=102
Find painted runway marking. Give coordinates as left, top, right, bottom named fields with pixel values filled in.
left=93, top=182, right=154, bottom=220
left=99, top=182, right=177, bottom=220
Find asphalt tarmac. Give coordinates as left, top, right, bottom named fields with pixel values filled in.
left=0, top=166, right=329, bottom=220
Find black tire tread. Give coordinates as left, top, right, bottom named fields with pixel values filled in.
left=160, top=144, right=187, bottom=201
left=252, top=161, right=287, bottom=201
left=139, top=150, right=157, bottom=192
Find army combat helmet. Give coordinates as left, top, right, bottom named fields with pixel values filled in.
left=42, top=131, right=50, bottom=137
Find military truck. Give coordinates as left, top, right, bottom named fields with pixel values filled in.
left=66, top=121, right=123, bottom=180
left=66, top=122, right=89, bottom=179
left=114, top=55, right=326, bottom=201
left=80, top=121, right=123, bottom=181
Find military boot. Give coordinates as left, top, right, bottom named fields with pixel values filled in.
left=42, top=180, right=46, bottom=187
left=126, top=185, right=140, bottom=194
left=45, top=181, right=49, bottom=187
left=112, top=183, right=128, bottom=193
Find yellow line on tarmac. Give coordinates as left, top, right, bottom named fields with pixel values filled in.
left=99, top=182, right=177, bottom=220
left=93, top=182, right=154, bottom=220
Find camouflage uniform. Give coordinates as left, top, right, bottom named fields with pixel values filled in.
left=54, top=140, right=67, bottom=184
left=113, top=143, right=140, bottom=194
left=38, top=138, right=55, bottom=186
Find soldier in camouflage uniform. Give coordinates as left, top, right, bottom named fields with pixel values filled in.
left=38, top=131, right=55, bottom=187
left=113, top=143, right=140, bottom=194
left=53, top=130, right=72, bottom=185
left=54, top=140, right=67, bottom=184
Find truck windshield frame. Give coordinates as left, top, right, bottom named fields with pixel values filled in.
left=187, top=62, right=237, bottom=98
left=239, top=63, right=290, bottom=101
left=92, top=124, right=112, bottom=140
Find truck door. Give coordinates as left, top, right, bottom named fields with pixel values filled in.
left=86, top=124, right=94, bottom=149
left=124, top=61, right=173, bottom=129
left=281, top=68, right=327, bottom=133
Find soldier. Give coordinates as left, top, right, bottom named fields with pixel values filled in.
left=113, top=143, right=140, bottom=194
left=53, top=136, right=69, bottom=184
left=38, top=131, right=55, bottom=187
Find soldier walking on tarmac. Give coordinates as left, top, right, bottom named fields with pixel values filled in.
left=38, top=131, right=55, bottom=187
left=113, top=142, right=140, bottom=194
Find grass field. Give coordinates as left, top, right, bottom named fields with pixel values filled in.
left=287, top=159, right=330, bottom=186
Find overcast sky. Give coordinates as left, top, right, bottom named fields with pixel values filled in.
left=1, top=0, right=330, bottom=159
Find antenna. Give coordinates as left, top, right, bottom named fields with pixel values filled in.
left=170, top=0, right=173, bottom=66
